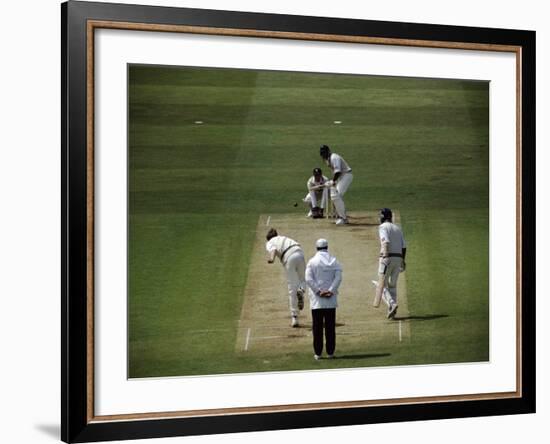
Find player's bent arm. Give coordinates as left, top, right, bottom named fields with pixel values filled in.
left=379, top=242, right=390, bottom=266
left=401, top=248, right=407, bottom=272
left=331, top=154, right=343, bottom=174
left=267, top=250, right=276, bottom=264
left=306, top=266, right=320, bottom=295
left=328, top=268, right=343, bottom=294
left=332, top=171, right=342, bottom=183
left=401, top=232, right=407, bottom=249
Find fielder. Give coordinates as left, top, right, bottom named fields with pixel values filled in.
left=373, top=208, right=407, bottom=319
left=265, top=228, right=306, bottom=327
left=319, top=145, right=353, bottom=225
left=303, top=167, right=329, bottom=218
left=306, top=238, right=343, bottom=360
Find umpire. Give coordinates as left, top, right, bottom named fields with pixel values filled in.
left=305, top=239, right=343, bottom=360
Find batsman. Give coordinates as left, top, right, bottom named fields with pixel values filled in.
left=373, top=208, right=407, bottom=319
left=319, top=145, right=353, bottom=225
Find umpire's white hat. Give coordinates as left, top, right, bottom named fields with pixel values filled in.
left=316, top=238, right=328, bottom=249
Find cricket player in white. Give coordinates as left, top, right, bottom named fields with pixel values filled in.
left=319, top=145, right=353, bottom=225
left=303, top=167, right=329, bottom=218
left=373, top=208, right=407, bottom=319
left=306, top=238, right=343, bottom=360
left=265, top=228, right=306, bottom=327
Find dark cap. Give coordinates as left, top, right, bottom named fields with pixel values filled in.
left=266, top=228, right=278, bottom=241
left=379, top=208, right=393, bottom=223
left=319, top=145, right=330, bottom=158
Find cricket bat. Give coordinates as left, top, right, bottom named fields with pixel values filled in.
left=373, top=275, right=385, bottom=308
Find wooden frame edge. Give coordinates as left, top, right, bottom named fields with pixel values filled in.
left=86, top=19, right=95, bottom=424
left=90, top=391, right=520, bottom=423
left=89, top=19, right=521, bottom=52
left=516, top=46, right=523, bottom=398
left=84, top=18, right=525, bottom=425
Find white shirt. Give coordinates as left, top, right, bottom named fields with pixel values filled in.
left=266, top=236, right=301, bottom=265
left=378, top=222, right=407, bottom=255
left=305, top=250, right=343, bottom=309
left=327, top=153, right=352, bottom=175
left=307, top=175, right=328, bottom=192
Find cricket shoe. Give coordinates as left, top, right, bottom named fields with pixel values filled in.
left=291, top=316, right=299, bottom=328
left=307, top=210, right=313, bottom=218
left=387, top=303, right=398, bottom=319
left=314, top=354, right=321, bottom=361
left=297, top=288, right=305, bottom=310
left=335, top=218, right=348, bottom=226
left=326, top=354, right=335, bottom=359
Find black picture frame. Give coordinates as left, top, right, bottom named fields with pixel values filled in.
left=61, top=1, right=536, bottom=442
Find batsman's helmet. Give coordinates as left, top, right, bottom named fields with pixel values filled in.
left=319, top=145, right=331, bottom=159
left=313, top=167, right=323, bottom=176
left=379, top=208, right=393, bottom=224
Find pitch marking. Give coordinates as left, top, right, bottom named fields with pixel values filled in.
left=237, top=212, right=410, bottom=355
left=244, top=327, right=251, bottom=351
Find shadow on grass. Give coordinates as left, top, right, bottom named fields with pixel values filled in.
left=395, top=314, right=449, bottom=321
left=296, top=322, right=354, bottom=330
left=294, top=324, right=312, bottom=330
left=336, top=353, right=391, bottom=360
left=348, top=222, right=380, bottom=227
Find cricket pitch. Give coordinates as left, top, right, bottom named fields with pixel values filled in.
left=236, top=211, right=410, bottom=357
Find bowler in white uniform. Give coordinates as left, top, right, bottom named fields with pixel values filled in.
left=373, top=208, right=407, bottom=319
left=305, top=238, right=343, bottom=360
left=265, top=228, right=306, bottom=327
left=319, top=145, right=353, bottom=225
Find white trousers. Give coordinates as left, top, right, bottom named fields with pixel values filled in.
left=303, top=188, right=328, bottom=209
left=330, top=172, right=353, bottom=219
left=378, top=256, right=403, bottom=306
left=284, top=250, right=306, bottom=317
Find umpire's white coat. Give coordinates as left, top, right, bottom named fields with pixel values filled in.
left=305, top=251, right=343, bottom=310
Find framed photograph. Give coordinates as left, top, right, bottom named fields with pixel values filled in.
left=62, top=1, right=535, bottom=442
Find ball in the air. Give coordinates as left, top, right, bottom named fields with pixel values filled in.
left=293, top=202, right=298, bottom=207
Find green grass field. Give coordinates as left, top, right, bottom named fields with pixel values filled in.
left=128, top=65, right=489, bottom=378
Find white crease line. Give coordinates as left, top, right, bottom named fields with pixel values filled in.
left=266, top=215, right=271, bottom=226
left=399, top=320, right=403, bottom=342
left=244, top=327, right=251, bottom=351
